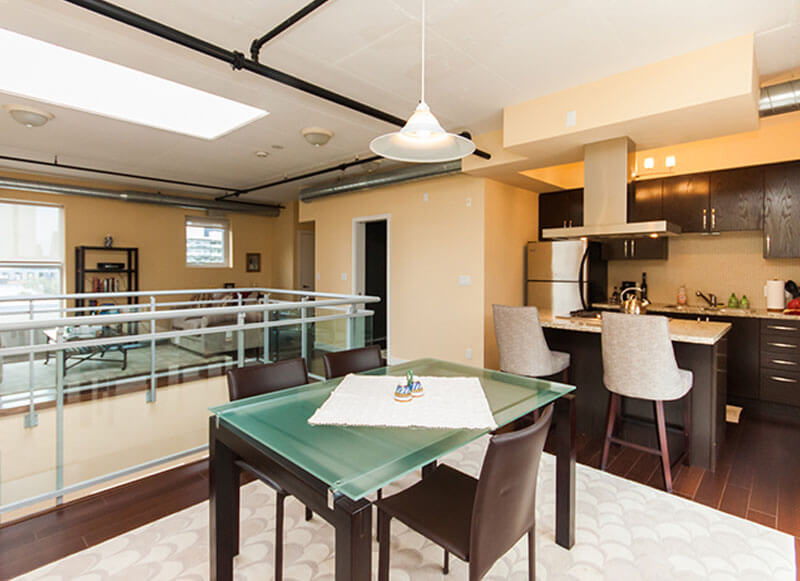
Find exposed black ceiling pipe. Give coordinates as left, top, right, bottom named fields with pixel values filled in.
left=217, top=155, right=382, bottom=199
left=250, top=0, right=331, bottom=62
left=0, top=154, right=236, bottom=193
left=62, top=0, right=492, bottom=160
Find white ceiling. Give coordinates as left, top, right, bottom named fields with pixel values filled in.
left=0, top=0, right=798, bottom=204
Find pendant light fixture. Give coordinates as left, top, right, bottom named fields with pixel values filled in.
left=369, top=0, right=475, bottom=163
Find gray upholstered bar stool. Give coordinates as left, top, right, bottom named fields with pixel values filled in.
left=493, top=305, right=570, bottom=383
left=600, top=311, right=693, bottom=493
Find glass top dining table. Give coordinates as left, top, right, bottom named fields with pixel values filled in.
left=210, top=357, right=575, bottom=501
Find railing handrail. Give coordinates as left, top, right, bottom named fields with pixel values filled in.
left=0, top=286, right=370, bottom=303
left=0, top=295, right=380, bottom=332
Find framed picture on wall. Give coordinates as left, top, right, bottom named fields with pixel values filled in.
left=246, top=252, right=261, bottom=272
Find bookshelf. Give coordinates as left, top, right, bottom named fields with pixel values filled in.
left=75, top=246, right=139, bottom=311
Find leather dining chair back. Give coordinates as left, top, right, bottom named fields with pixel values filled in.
left=469, top=405, right=553, bottom=580
left=376, top=405, right=553, bottom=581
left=322, top=344, right=385, bottom=379
left=224, top=356, right=313, bottom=581
left=227, top=357, right=309, bottom=401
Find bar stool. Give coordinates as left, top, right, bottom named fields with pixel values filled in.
left=600, top=312, right=693, bottom=493
left=492, top=305, right=570, bottom=383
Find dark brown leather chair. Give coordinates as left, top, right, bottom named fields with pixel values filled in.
left=322, top=344, right=385, bottom=379
left=376, top=405, right=553, bottom=581
left=226, top=357, right=311, bottom=581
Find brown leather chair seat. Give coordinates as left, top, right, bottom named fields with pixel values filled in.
left=377, top=464, right=475, bottom=561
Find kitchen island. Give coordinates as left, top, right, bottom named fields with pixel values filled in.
left=539, top=311, right=731, bottom=471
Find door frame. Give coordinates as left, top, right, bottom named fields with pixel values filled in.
left=296, top=228, right=315, bottom=291
left=352, top=214, right=391, bottom=361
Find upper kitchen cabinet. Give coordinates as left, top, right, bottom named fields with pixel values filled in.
left=601, top=237, right=668, bottom=260
left=538, top=188, right=583, bottom=240
left=709, top=166, right=764, bottom=231
left=763, top=161, right=800, bottom=258
left=661, top=173, right=710, bottom=233
left=628, top=179, right=663, bottom=222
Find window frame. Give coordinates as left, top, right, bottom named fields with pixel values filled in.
left=0, top=197, right=65, bottom=291
left=184, top=216, right=232, bottom=268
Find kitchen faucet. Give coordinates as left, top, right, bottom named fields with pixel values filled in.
left=696, top=291, right=717, bottom=307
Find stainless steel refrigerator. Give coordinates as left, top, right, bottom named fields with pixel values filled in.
left=525, top=240, right=607, bottom=317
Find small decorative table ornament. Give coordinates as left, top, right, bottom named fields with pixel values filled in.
left=395, top=370, right=423, bottom=402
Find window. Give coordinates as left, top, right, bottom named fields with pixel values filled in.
left=185, top=216, right=230, bottom=267
left=0, top=200, right=64, bottom=321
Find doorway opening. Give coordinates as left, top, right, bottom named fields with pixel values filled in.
left=353, top=215, right=389, bottom=356
left=296, top=224, right=315, bottom=292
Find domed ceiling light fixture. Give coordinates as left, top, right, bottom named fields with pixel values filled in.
left=369, top=0, right=475, bottom=163
left=3, top=104, right=54, bottom=127
left=302, top=126, right=334, bottom=147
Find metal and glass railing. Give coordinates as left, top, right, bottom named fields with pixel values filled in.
left=0, top=287, right=378, bottom=520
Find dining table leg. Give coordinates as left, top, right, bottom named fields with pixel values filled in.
left=554, top=394, right=576, bottom=549
left=334, top=499, right=372, bottom=580
left=209, top=418, right=238, bottom=581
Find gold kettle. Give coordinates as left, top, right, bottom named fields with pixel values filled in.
left=620, top=287, right=650, bottom=315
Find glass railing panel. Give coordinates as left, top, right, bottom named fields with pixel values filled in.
left=0, top=290, right=377, bottom=520
left=0, top=335, right=58, bottom=518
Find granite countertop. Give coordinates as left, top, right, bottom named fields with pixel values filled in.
left=538, top=310, right=731, bottom=346
left=593, top=302, right=800, bottom=321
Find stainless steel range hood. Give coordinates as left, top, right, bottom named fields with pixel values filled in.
left=541, top=137, right=681, bottom=240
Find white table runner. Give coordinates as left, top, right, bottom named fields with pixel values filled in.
left=308, top=374, right=498, bottom=430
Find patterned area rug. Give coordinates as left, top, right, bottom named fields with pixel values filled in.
left=16, top=439, right=796, bottom=580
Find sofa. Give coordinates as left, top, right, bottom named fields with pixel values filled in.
left=170, top=292, right=264, bottom=358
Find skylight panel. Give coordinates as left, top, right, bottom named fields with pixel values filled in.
left=0, top=27, right=268, bottom=139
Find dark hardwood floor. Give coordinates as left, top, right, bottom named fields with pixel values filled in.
left=1, top=412, right=799, bottom=580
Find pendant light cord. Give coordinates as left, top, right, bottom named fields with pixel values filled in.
left=420, top=0, right=426, bottom=104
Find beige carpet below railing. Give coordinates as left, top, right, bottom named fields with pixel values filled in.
left=14, top=438, right=797, bottom=580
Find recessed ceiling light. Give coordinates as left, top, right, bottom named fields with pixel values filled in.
left=3, top=103, right=53, bottom=127
left=0, top=27, right=268, bottom=139
left=255, top=150, right=269, bottom=158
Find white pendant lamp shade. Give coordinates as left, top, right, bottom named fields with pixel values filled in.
left=369, top=101, right=475, bottom=163
left=369, top=0, right=475, bottom=163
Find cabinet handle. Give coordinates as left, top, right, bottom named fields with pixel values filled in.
left=770, top=359, right=798, bottom=366
left=768, top=325, right=798, bottom=332
left=711, top=208, right=716, bottom=230
left=702, top=208, right=707, bottom=230
left=768, top=342, right=798, bottom=349
left=766, top=234, right=771, bottom=254
left=770, top=376, right=798, bottom=384
left=624, top=239, right=629, bottom=258
left=631, top=239, right=636, bottom=256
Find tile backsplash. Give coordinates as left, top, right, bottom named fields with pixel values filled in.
left=607, top=232, right=800, bottom=308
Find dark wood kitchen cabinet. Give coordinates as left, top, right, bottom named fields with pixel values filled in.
left=601, top=237, right=668, bottom=260
left=628, top=179, right=663, bottom=222
left=661, top=173, right=710, bottom=233
left=708, top=166, right=764, bottom=232
left=538, top=188, right=583, bottom=240
left=763, top=161, right=800, bottom=258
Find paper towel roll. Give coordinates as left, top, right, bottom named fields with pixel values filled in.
left=765, top=279, right=785, bottom=311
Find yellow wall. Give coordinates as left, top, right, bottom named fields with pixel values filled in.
left=299, top=174, right=486, bottom=364
left=0, top=171, right=290, bottom=292
left=483, top=182, right=538, bottom=370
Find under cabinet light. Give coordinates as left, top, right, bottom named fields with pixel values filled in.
left=0, top=27, right=267, bottom=139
